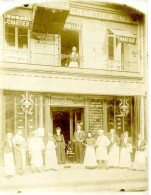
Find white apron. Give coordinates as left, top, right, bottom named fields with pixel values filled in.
left=29, top=137, right=44, bottom=168
left=133, top=151, right=146, bottom=170
left=120, top=147, right=131, bottom=168
left=108, top=145, right=119, bottom=167
left=96, top=135, right=110, bottom=161
left=4, top=152, right=15, bottom=176
left=45, top=140, right=58, bottom=170
left=84, top=146, right=97, bottom=167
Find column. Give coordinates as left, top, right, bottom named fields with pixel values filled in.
left=70, top=111, right=73, bottom=140
left=84, top=98, right=90, bottom=132
left=0, top=90, right=4, bottom=166
left=0, top=90, right=3, bottom=141
left=45, top=96, right=53, bottom=136
left=103, top=99, right=107, bottom=132
left=39, top=96, right=43, bottom=128
left=140, top=96, right=145, bottom=139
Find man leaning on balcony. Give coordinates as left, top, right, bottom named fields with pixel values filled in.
left=65, top=46, right=80, bottom=68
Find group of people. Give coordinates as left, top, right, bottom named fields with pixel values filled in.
left=0, top=123, right=147, bottom=179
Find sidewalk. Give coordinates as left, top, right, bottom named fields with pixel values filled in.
left=0, top=164, right=148, bottom=192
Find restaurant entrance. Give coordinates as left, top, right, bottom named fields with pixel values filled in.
left=52, top=107, right=84, bottom=144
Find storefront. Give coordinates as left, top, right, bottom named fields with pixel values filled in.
left=3, top=91, right=141, bottom=144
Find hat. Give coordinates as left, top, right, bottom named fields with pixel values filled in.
left=98, top=129, right=104, bottom=133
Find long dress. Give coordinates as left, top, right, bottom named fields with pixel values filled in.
left=2, top=140, right=15, bottom=176
left=107, top=134, right=120, bottom=167
left=45, top=138, right=58, bottom=170
left=84, top=137, right=97, bottom=168
left=54, top=134, right=66, bottom=164
left=133, top=140, right=146, bottom=171
left=96, top=135, right=110, bottom=161
left=12, top=134, right=26, bottom=173
left=29, top=137, right=44, bottom=168
left=120, top=137, right=132, bottom=168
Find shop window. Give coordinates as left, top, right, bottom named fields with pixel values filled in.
left=5, top=24, right=28, bottom=49
left=61, top=30, right=80, bottom=67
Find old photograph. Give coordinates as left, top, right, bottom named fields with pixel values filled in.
left=0, top=0, right=148, bottom=194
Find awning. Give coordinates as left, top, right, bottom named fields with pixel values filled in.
left=32, top=5, right=69, bottom=34
left=110, top=29, right=136, bottom=44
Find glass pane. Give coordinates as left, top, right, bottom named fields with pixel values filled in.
left=5, top=25, right=15, bottom=47
left=108, top=37, right=114, bottom=59
left=18, top=28, right=28, bottom=49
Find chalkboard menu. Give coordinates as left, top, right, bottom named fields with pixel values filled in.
left=89, top=98, right=103, bottom=133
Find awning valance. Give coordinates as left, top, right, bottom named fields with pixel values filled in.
left=110, top=29, right=136, bottom=44
left=32, top=4, right=69, bottom=35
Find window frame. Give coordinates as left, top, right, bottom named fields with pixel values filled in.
left=4, top=23, right=30, bottom=50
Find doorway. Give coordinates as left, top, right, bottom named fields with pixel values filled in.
left=53, top=111, right=70, bottom=144
left=52, top=107, right=84, bottom=144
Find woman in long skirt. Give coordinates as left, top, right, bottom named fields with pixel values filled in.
left=45, top=133, right=58, bottom=171
left=54, top=127, right=66, bottom=164
left=107, top=129, right=120, bottom=168
left=2, top=132, right=15, bottom=178
left=133, top=134, right=147, bottom=171
left=120, top=131, right=132, bottom=169
left=13, top=130, right=26, bottom=175
left=84, top=131, right=97, bottom=169
left=29, top=130, right=45, bottom=172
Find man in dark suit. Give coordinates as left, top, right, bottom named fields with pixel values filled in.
left=72, top=123, right=86, bottom=163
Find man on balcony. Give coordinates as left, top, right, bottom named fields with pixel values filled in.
left=65, top=46, right=79, bottom=68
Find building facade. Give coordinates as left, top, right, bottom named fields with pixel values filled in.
left=0, top=1, right=147, bottom=164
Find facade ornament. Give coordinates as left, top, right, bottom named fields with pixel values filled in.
left=119, top=98, right=129, bottom=117
left=21, top=91, right=33, bottom=114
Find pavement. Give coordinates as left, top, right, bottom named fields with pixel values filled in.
left=0, top=164, right=148, bottom=194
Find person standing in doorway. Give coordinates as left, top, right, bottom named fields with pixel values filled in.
left=133, top=134, right=147, bottom=171
left=1, top=132, right=15, bottom=178
left=54, top=127, right=66, bottom=164
left=95, top=129, right=110, bottom=169
left=119, top=131, right=133, bottom=169
left=72, top=123, right=86, bottom=164
left=13, top=130, right=26, bottom=175
left=29, top=130, right=45, bottom=173
left=107, top=129, right=120, bottom=168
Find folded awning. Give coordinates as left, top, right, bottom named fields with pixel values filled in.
left=110, top=29, right=136, bottom=44
left=32, top=6, right=69, bottom=34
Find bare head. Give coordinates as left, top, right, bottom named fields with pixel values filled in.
left=124, top=131, right=128, bottom=138
left=110, top=129, right=115, bottom=135
left=7, top=132, right=13, bottom=140
left=56, top=127, right=61, bottom=135
left=48, top=132, right=53, bottom=138
left=76, top=123, right=81, bottom=131
left=138, top=134, right=143, bottom=140
left=72, top=46, right=76, bottom=52
left=17, top=130, right=22, bottom=136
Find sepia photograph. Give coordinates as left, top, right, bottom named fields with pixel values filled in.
left=0, top=0, right=148, bottom=194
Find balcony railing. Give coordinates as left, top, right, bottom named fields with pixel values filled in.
left=61, top=54, right=83, bottom=68
left=0, top=48, right=138, bottom=73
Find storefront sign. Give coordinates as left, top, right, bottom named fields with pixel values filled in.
left=4, top=15, right=31, bottom=27
left=90, top=99, right=103, bottom=133
left=118, top=36, right=136, bottom=44
left=70, top=8, right=136, bottom=24
left=64, top=23, right=81, bottom=31
left=50, top=96, right=84, bottom=106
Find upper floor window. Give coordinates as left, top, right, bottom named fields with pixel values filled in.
left=107, top=29, right=137, bottom=71
left=108, top=30, right=114, bottom=60
left=5, top=24, right=28, bottom=49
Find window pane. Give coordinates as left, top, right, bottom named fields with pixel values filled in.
left=18, top=28, right=28, bottom=49
left=108, top=37, right=114, bottom=59
left=5, top=25, right=15, bottom=47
